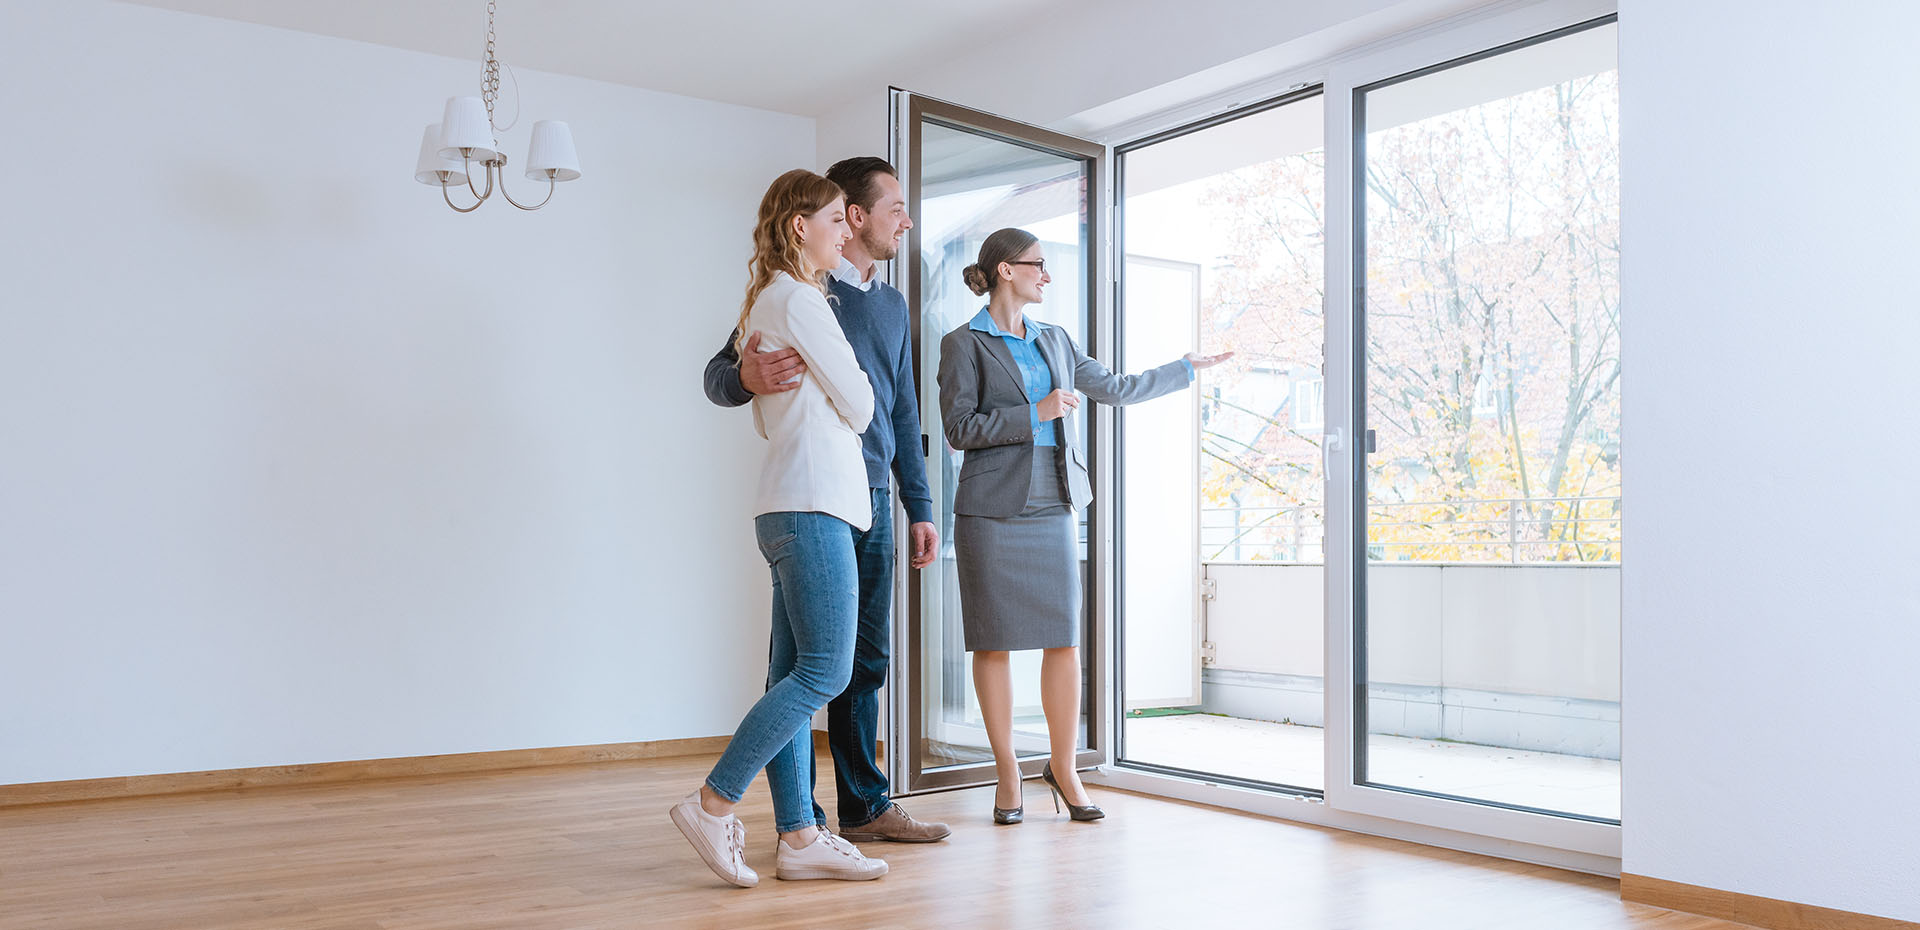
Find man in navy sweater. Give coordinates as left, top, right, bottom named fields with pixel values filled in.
left=704, top=157, right=948, bottom=843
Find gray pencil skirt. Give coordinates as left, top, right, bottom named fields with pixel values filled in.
left=954, top=447, right=1081, bottom=652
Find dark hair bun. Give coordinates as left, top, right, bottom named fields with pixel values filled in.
left=962, top=263, right=992, bottom=296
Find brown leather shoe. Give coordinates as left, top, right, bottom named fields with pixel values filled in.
left=837, top=803, right=951, bottom=843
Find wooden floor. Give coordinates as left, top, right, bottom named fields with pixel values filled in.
left=0, top=753, right=1755, bottom=930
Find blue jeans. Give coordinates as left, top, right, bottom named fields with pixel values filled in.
left=705, top=511, right=859, bottom=833
left=781, top=488, right=894, bottom=828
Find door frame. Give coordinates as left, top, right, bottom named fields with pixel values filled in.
left=1081, top=0, right=1622, bottom=865
left=1320, top=0, right=1621, bottom=857
left=1108, top=82, right=1325, bottom=794
left=887, top=89, right=1114, bottom=795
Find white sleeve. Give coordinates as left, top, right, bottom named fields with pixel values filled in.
left=784, top=286, right=874, bottom=433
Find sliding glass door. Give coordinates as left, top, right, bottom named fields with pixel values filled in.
left=1324, top=9, right=1622, bottom=854
left=1098, top=2, right=1620, bottom=858
left=1354, top=18, right=1621, bottom=821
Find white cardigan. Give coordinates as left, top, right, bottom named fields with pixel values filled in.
left=746, top=272, right=876, bottom=530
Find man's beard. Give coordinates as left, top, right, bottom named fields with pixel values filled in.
left=861, top=226, right=898, bottom=262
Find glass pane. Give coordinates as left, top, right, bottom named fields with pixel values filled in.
left=1118, top=95, right=1327, bottom=791
left=916, top=119, right=1091, bottom=771
left=1359, top=22, right=1621, bottom=819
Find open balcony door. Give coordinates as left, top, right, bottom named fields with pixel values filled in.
left=886, top=89, right=1116, bottom=794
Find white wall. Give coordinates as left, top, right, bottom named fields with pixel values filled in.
left=0, top=2, right=812, bottom=784
left=1620, top=1, right=1920, bottom=921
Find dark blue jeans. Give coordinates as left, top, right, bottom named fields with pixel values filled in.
left=768, top=487, right=894, bottom=828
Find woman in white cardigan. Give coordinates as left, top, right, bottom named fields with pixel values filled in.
left=668, top=169, right=888, bottom=887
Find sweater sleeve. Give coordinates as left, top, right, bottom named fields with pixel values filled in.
left=703, top=329, right=753, bottom=408
left=888, top=319, right=935, bottom=526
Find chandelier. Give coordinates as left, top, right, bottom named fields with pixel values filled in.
left=412, top=1, right=580, bottom=212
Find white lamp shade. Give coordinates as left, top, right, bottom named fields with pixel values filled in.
left=413, top=123, right=469, bottom=186
left=525, top=120, right=581, bottom=182
left=437, top=96, right=497, bottom=160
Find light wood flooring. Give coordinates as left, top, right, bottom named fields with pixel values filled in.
left=0, top=752, right=1755, bottom=930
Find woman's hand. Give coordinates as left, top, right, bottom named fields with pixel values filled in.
left=1185, top=350, right=1234, bottom=370
left=1036, top=388, right=1081, bottom=421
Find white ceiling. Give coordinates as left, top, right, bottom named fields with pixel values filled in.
left=122, top=0, right=1098, bottom=117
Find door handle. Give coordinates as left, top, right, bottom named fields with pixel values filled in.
left=1323, top=428, right=1377, bottom=476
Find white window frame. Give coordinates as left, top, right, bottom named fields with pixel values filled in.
left=1324, top=0, right=1620, bottom=860
left=1086, top=0, right=1622, bottom=873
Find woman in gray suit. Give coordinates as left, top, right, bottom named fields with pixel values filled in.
left=937, top=227, right=1230, bottom=824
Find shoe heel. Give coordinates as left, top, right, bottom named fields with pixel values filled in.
left=1042, top=762, right=1106, bottom=822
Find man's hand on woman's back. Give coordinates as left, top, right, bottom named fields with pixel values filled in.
left=739, top=330, right=808, bottom=395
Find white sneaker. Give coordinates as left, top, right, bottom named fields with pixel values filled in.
left=775, top=829, right=889, bottom=881
left=669, top=790, right=758, bottom=888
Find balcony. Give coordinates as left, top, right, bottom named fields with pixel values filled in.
left=1121, top=497, right=1621, bottom=820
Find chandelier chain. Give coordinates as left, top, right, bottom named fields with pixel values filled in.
left=481, top=0, right=501, bottom=139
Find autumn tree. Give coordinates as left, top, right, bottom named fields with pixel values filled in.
left=1196, top=70, right=1621, bottom=562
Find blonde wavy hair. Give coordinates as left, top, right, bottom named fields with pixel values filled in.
left=736, top=169, right=845, bottom=352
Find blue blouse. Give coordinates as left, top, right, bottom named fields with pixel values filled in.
left=968, top=308, right=1058, bottom=446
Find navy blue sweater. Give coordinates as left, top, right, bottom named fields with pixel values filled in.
left=705, top=276, right=934, bottom=527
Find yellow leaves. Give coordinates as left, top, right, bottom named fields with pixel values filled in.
left=1394, top=278, right=1437, bottom=307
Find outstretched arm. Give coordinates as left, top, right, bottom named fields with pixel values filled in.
left=1069, top=335, right=1209, bottom=406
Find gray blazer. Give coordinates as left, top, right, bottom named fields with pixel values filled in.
left=937, top=318, right=1191, bottom=518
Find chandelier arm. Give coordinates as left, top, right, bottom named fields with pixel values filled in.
left=422, top=1, right=570, bottom=214
left=497, top=175, right=555, bottom=211
left=442, top=181, right=486, bottom=214
left=462, top=153, right=492, bottom=201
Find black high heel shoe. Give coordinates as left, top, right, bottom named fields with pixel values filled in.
left=992, top=780, right=1023, bottom=825
left=1041, top=763, right=1105, bottom=822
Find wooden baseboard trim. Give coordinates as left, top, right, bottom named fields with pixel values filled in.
left=1621, top=873, right=1918, bottom=930
left=0, top=735, right=734, bottom=809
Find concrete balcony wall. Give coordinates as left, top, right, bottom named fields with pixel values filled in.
left=1200, top=562, right=1620, bottom=758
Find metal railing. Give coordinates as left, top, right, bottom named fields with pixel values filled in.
left=1201, top=496, right=1621, bottom=564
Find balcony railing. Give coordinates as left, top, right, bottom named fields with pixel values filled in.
left=1201, top=496, right=1622, bottom=564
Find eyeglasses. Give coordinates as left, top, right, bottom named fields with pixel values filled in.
left=1005, top=260, right=1047, bottom=273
